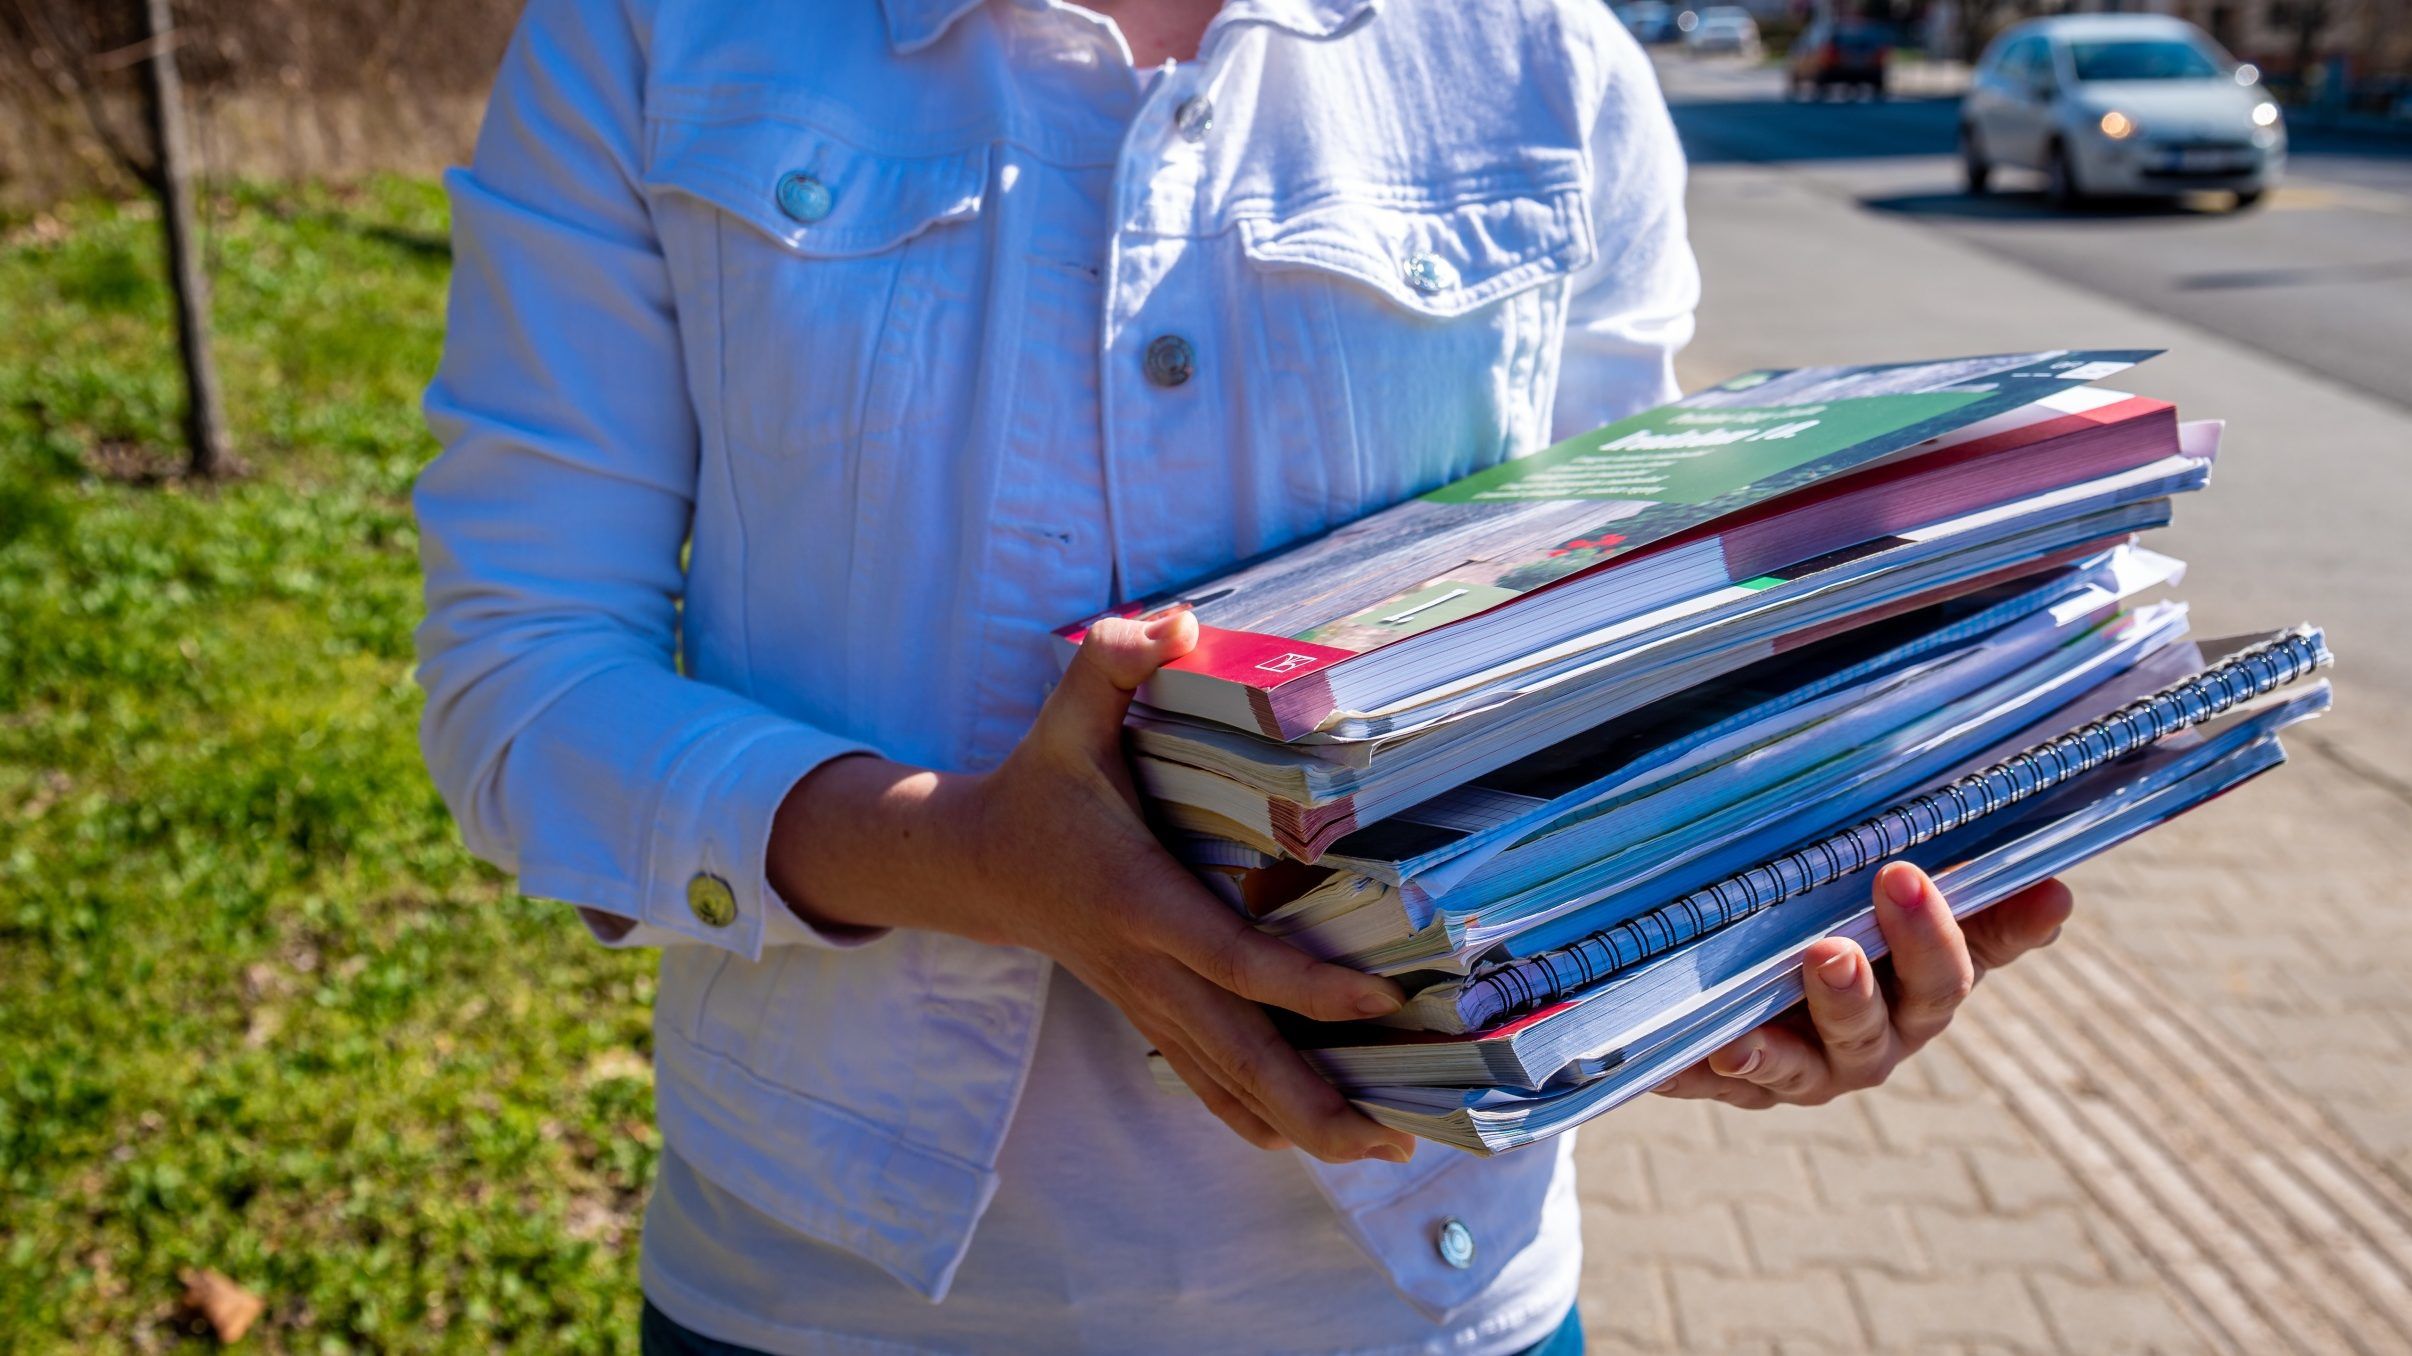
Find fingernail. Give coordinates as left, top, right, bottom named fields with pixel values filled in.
left=1369, top=1143, right=1410, bottom=1163
left=1883, top=864, right=1927, bottom=910
left=1354, top=991, right=1403, bottom=1018
left=1715, top=1045, right=1763, bottom=1078
left=1141, top=604, right=1194, bottom=641
left=1651, top=1079, right=1680, bottom=1095
left=2043, top=925, right=2064, bottom=946
left=1819, top=950, right=1859, bottom=990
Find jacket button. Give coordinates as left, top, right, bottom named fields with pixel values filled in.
left=1174, top=95, right=1215, bottom=142
left=776, top=171, right=833, bottom=224
left=1143, top=334, right=1195, bottom=388
left=1436, top=1217, right=1475, bottom=1270
left=687, top=873, right=739, bottom=928
left=1401, top=252, right=1456, bottom=296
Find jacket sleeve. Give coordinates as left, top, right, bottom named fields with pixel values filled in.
left=1551, top=18, right=1701, bottom=440
left=414, top=0, right=879, bottom=959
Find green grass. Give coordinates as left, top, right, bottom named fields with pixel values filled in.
left=0, top=180, right=657, bottom=1352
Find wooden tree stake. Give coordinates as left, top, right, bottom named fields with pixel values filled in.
left=132, top=0, right=230, bottom=479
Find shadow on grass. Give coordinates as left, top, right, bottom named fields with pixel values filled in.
left=351, top=220, right=450, bottom=260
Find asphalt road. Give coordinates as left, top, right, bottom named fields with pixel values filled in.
left=1656, top=54, right=2412, bottom=415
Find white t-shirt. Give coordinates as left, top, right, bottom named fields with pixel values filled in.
left=639, top=970, right=1581, bottom=1355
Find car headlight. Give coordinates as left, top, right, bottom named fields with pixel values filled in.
left=2252, top=101, right=2280, bottom=127
left=2097, top=110, right=2137, bottom=140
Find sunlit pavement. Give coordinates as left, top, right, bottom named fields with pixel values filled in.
left=1567, top=50, right=2412, bottom=1356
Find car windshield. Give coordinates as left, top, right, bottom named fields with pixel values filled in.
left=2067, top=38, right=2224, bottom=82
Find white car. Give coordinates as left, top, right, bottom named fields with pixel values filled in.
left=1686, top=6, right=1762, bottom=56
left=1961, top=15, right=2285, bottom=208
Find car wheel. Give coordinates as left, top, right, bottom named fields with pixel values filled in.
left=2045, top=139, right=2083, bottom=207
left=1962, top=125, right=1991, bottom=195
left=2233, top=188, right=2266, bottom=209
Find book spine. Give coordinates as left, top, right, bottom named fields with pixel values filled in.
left=1457, top=626, right=2331, bottom=1030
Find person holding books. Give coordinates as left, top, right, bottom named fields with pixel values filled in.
left=413, top=0, right=2076, bottom=1351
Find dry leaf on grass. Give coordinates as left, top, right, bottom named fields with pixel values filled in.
left=178, top=1268, right=265, bottom=1344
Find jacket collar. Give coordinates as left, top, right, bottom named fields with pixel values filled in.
left=880, top=0, right=1380, bottom=54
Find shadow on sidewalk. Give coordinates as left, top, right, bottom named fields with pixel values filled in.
left=1859, top=189, right=2244, bottom=223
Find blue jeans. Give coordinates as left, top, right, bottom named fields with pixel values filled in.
left=640, top=1297, right=1586, bottom=1356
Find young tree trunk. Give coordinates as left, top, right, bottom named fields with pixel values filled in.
left=131, top=0, right=229, bottom=479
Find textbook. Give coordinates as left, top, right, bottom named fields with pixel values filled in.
left=1063, top=351, right=2163, bottom=741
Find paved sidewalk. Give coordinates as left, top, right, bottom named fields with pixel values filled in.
left=1569, top=152, right=2412, bottom=1354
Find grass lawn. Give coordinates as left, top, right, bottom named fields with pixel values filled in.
left=0, top=179, right=658, bottom=1351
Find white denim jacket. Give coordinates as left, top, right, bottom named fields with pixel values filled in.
left=416, top=0, right=1697, bottom=1317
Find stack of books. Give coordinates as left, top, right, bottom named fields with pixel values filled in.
left=1060, top=351, right=2332, bottom=1155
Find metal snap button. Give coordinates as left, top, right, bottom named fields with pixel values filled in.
left=687, top=873, right=739, bottom=928
left=776, top=171, right=833, bottom=224
left=1174, top=95, right=1215, bottom=142
left=1436, top=1217, right=1475, bottom=1270
left=1143, top=334, right=1196, bottom=388
left=1402, top=252, right=1456, bottom=296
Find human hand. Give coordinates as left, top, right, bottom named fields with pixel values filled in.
left=1651, top=864, right=2073, bottom=1108
left=771, top=611, right=1416, bottom=1164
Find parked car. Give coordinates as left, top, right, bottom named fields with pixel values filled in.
left=1962, top=14, right=2285, bottom=208
left=1616, top=1, right=1687, bottom=45
left=1687, top=6, right=1762, bottom=56
left=1788, top=18, right=1892, bottom=99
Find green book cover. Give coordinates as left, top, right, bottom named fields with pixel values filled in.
left=1140, top=350, right=2158, bottom=662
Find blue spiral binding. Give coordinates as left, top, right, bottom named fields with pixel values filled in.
left=1457, top=627, right=2331, bottom=1030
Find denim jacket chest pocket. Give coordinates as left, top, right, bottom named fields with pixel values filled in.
left=642, top=100, right=991, bottom=470
left=1232, top=180, right=1597, bottom=513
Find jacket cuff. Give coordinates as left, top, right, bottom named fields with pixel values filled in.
left=636, top=717, right=880, bottom=960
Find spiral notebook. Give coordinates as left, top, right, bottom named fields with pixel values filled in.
left=1393, top=624, right=2332, bottom=1036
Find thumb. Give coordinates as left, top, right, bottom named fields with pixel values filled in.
left=1046, top=610, right=1198, bottom=748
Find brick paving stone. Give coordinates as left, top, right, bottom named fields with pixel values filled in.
left=1670, top=1266, right=1865, bottom=1350
left=2215, top=1007, right=2408, bottom=1059
left=1648, top=1142, right=1815, bottom=1208
left=1717, top=1100, right=1882, bottom=1152
left=1852, top=1273, right=2053, bottom=1350
left=1814, top=1148, right=1981, bottom=1211
left=1965, top=1149, right=2084, bottom=1216
left=2317, top=1098, right=2412, bottom=1164
left=1905, top=1038, right=1992, bottom=1102
left=1577, top=1137, right=1655, bottom=1213
left=2028, top=1276, right=2205, bottom=1354
left=2272, top=1050, right=2406, bottom=1108
left=1586, top=1203, right=1752, bottom=1273
left=1906, top=1205, right=2098, bottom=1280
left=1605, top=1093, right=1723, bottom=1146
left=1739, top=1202, right=1920, bottom=1275
left=2075, top=1214, right=2164, bottom=1287
left=1863, top=1092, right=2031, bottom=1154
left=1575, top=1260, right=1675, bottom=1350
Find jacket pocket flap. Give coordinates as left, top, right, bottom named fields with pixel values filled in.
left=646, top=108, right=989, bottom=259
left=1238, top=187, right=1594, bottom=320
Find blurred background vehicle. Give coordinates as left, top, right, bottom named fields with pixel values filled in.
left=1686, top=6, right=1764, bottom=57
left=1788, top=16, right=1893, bottom=100
left=1961, top=14, right=2286, bottom=209
left=1616, top=0, right=1689, bottom=46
